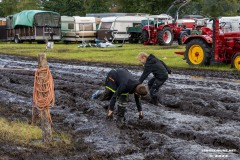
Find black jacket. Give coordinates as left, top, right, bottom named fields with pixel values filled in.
left=105, top=68, right=142, bottom=111
left=139, top=54, right=171, bottom=83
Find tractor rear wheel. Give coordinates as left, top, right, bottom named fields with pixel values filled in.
left=231, top=53, right=240, bottom=70
left=140, top=30, right=149, bottom=43
left=157, top=26, right=173, bottom=45
left=178, top=31, right=188, bottom=45
left=184, top=39, right=211, bottom=66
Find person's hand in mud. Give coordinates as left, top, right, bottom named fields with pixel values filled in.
left=106, top=109, right=113, bottom=120
left=139, top=111, right=143, bottom=120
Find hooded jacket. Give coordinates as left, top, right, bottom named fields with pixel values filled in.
left=139, top=54, right=171, bottom=83
left=105, top=68, right=142, bottom=111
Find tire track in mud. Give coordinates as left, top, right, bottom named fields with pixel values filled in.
left=0, top=54, right=239, bottom=159
left=127, top=104, right=240, bottom=159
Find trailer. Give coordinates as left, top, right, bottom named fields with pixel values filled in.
left=0, top=18, right=7, bottom=41
left=61, top=16, right=99, bottom=43
left=6, top=10, right=61, bottom=43
left=97, top=16, right=148, bottom=42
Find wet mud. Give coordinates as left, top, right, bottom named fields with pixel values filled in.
left=0, top=54, right=239, bottom=160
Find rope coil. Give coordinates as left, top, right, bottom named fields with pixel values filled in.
left=32, top=66, right=55, bottom=123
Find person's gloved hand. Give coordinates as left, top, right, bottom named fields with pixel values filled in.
left=139, top=111, right=143, bottom=120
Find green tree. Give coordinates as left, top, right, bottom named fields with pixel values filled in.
left=43, top=0, right=86, bottom=16
left=116, top=0, right=176, bottom=14
left=179, top=0, right=240, bottom=18
left=1, top=0, right=18, bottom=16
left=202, top=0, right=239, bottom=17
left=85, top=0, right=109, bottom=13
left=0, top=0, right=42, bottom=16
left=0, top=3, right=4, bottom=17
left=17, top=0, right=41, bottom=12
left=1, top=0, right=240, bottom=17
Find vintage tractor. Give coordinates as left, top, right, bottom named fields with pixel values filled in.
left=127, top=18, right=154, bottom=43
left=175, top=18, right=240, bottom=70
left=140, top=14, right=173, bottom=45
left=141, top=0, right=194, bottom=46
left=127, top=15, right=171, bottom=44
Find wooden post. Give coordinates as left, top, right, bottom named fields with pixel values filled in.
left=38, top=53, right=52, bottom=142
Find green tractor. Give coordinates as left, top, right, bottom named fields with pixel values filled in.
left=127, top=19, right=151, bottom=43
left=127, top=16, right=168, bottom=43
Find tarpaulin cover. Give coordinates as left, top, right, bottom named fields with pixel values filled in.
left=7, top=10, right=60, bottom=28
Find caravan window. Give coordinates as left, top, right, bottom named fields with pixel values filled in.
left=79, top=23, right=93, bottom=31
left=100, top=22, right=112, bottom=29
left=68, top=23, right=74, bottom=29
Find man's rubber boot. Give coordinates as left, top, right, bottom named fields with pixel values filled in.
left=117, top=102, right=127, bottom=124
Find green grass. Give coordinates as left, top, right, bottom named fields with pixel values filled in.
left=0, top=42, right=234, bottom=71
left=0, top=117, right=71, bottom=150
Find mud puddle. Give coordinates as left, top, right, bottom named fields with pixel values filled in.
left=0, top=54, right=239, bottom=159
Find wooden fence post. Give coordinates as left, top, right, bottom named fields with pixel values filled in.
left=37, top=53, right=52, bottom=142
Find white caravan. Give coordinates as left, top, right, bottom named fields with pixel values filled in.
left=61, top=16, right=98, bottom=42
left=97, top=16, right=148, bottom=42
left=220, top=16, right=240, bottom=33
left=206, top=16, right=240, bottom=33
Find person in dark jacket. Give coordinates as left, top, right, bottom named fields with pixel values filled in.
left=137, top=52, right=171, bottom=105
left=100, top=68, right=148, bottom=120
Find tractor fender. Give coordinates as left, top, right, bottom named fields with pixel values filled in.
left=157, top=24, right=171, bottom=31
left=184, top=35, right=212, bottom=44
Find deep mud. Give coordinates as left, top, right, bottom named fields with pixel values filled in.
left=0, top=54, right=239, bottom=160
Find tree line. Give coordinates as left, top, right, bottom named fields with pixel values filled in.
left=0, top=0, right=239, bottom=18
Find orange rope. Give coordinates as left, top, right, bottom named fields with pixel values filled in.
left=32, top=66, right=55, bottom=124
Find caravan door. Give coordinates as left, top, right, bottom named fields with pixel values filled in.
left=97, top=17, right=117, bottom=41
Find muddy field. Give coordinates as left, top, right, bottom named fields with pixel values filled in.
left=0, top=54, right=239, bottom=160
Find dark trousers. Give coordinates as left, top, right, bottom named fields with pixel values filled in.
left=99, top=89, right=113, bottom=101
left=148, top=78, right=166, bottom=100
left=100, top=89, right=128, bottom=117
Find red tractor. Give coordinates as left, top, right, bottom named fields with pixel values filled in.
left=175, top=18, right=240, bottom=70
left=141, top=0, right=194, bottom=46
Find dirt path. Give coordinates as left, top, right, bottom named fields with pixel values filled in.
left=0, top=54, right=239, bottom=160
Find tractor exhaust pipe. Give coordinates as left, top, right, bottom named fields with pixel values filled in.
left=212, top=18, right=220, bottom=62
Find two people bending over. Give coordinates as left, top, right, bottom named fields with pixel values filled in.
left=96, top=52, right=171, bottom=121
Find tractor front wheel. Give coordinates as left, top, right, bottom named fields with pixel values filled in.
left=157, top=27, right=173, bottom=45
left=232, top=53, right=240, bottom=70
left=184, top=39, right=211, bottom=66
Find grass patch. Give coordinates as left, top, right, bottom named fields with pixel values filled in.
left=0, top=42, right=234, bottom=71
left=0, top=117, right=72, bottom=150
